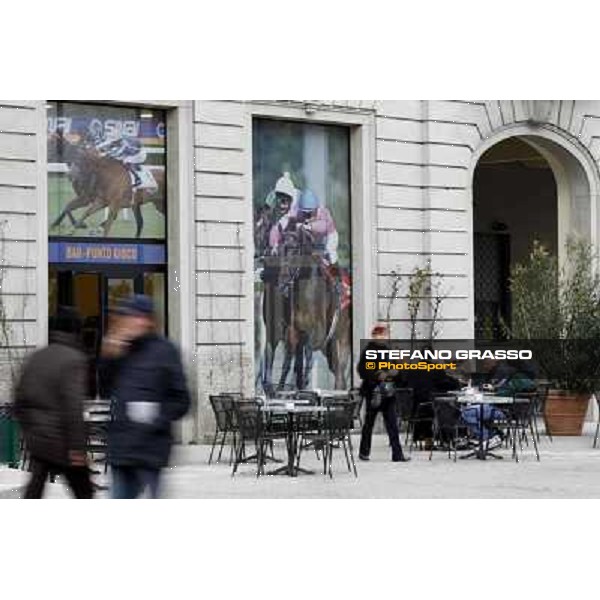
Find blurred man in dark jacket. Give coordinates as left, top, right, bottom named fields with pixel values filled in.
left=13, top=307, right=93, bottom=499
left=99, top=295, right=190, bottom=499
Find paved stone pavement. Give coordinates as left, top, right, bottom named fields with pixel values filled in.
left=2, top=424, right=600, bottom=499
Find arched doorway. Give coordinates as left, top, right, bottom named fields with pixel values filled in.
left=471, top=129, right=597, bottom=340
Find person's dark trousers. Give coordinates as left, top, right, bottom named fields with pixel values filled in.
left=24, top=457, right=93, bottom=499
left=111, top=466, right=161, bottom=499
left=359, top=397, right=405, bottom=461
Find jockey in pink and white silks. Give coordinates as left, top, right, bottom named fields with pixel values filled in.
left=269, top=189, right=339, bottom=267
left=269, top=188, right=346, bottom=311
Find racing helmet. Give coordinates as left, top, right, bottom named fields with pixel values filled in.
left=274, top=171, right=296, bottom=202
left=298, top=189, right=320, bottom=212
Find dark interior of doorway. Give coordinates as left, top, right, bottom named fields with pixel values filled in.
left=473, top=137, right=557, bottom=340
left=49, top=267, right=166, bottom=397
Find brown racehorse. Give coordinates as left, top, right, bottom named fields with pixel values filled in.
left=266, top=226, right=352, bottom=389
left=255, top=203, right=305, bottom=394
left=50, top=133, right=165, bottom=238
left=259, top=251, right=299, bottom=395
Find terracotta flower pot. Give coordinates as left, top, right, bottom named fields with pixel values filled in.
left=544, top=390, right=590, bottom=436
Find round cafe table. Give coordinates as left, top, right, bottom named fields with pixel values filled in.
left=261, top=404, right=327, bottom=476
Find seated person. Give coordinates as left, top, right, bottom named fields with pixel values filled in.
left=482, top=358, right=537, bottom=396
left=400, top=361, right=461, bottom=447
left=461, top=403, right=506, bottom=445
left=460, top=358, right=535, bottom=446
left=495, top=372, right=536, bottom=396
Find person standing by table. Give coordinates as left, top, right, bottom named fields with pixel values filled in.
left=357, top=323, right=410, bottom=463
left=13, top=306, right=93, bottom=499
left=99, top=295, right=191, bottom=499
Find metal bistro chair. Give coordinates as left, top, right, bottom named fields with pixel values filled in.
left=429, top=397, right=467, bottom=462
left=294, top=390, right=349, bottom=461
left=532, top=384, right=553, bottom=443
left=323, top=400, right=358, bottom=478
left=208, top=395, right=234, bottom=465
left=294, top=393, right=330, bottom=462
left=260, top=398, right=289, bottom=462
left=348, top=388, right=363, bottom=432
left=394, top=387, right=414, bottom=438
left=406, top=399, right=435, bottom=453
left=498, top=391, right=533, bottom=450
left=293, top=408, right=326, bottom=474
left=231, top=401, right=261, bottom=477
left=299, top=400, right=358, bottom=478
left=220, top=394, right=243, bottom=464
left=231, top=400, right=279, bottom=477
left=503, top=395, right=540, bottom=463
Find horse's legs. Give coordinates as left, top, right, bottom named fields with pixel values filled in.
left=101, top=206, right=120, bottom=237
left=52, top=195, right=88, bottom=228
left=262, top=342, right=276, bottom=396
left=254, top=289, right=266, bottom=391
left=74, top=201, right=107, bottom=229
left=278, top=338, right=295, bottom=390
left=302, top=335, right=314, bottom=390
left=132, top=201, right=144, bottom=238
left=333, top=339, right=345, bottom=389
left=294, top=331, right=314, bottom=390
left=153, top=196, right=165, bottom=215
left=294, top=332, right=306, bottom=390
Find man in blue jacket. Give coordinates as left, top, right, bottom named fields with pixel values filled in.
left=100, top=295, right=191, bottom=499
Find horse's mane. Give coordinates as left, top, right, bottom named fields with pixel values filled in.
left=51, top=134, right=119, bottom=169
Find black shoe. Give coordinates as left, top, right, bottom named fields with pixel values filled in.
left=392, top=456, right=411, bottom=462
left=359, top=454, right=370, bottom=461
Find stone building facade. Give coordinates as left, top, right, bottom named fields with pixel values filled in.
left=1, top=100, right=598, bottom=438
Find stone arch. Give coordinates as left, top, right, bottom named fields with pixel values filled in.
left=465, top=122, right=600, bottom=337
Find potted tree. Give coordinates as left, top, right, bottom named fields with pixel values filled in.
left=509, top=238, right=600, bottom=435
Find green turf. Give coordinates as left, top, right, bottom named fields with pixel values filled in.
left=48, top=173, right=165, bottom=239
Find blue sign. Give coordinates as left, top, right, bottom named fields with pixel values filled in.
left=49, top=242, right=166, bottom=265
left=48, top=116, right=166, bottom=140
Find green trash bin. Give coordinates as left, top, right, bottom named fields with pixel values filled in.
left=0, top=405, right=20, bottom=469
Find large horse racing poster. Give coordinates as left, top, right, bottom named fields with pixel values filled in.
left=47, top=102, right=166, bottom=240
left=253, top=119, right=353, bottom=395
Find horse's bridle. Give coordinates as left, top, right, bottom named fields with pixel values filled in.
left=276, top=227, right=318, bottom=295
left=278, top=225, right=342, bottom=347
